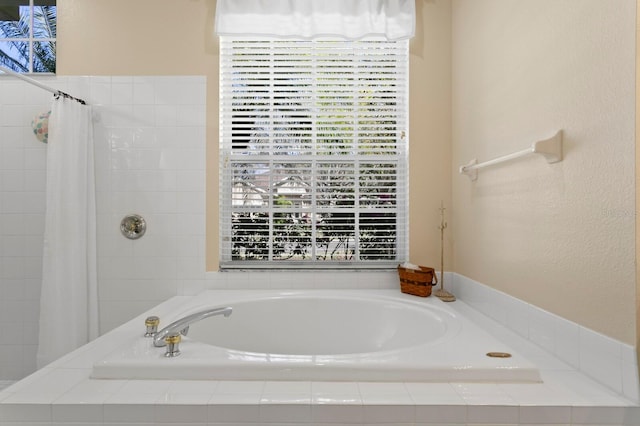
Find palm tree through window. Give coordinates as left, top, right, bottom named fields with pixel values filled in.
left=0, top=0, right=56, bottom=73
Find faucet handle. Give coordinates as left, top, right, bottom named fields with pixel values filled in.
left=164, top=332, right=182, bottom=357
left=144, top=316, right=160, bottom=337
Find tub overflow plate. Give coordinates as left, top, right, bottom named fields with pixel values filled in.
left=486, top=352, right=512, bottom=358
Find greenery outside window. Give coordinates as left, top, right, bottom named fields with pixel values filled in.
left=219, top=37, right=409, bottom=269
left=0, top=0, right=56, bottom=73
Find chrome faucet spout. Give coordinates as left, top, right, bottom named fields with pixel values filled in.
left=153, top=306, right=232, bottom=347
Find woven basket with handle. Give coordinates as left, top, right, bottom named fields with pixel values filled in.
left=397, top=265, right=438, bottom=297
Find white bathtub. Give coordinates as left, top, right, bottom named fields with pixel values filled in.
left=92, top=289, right=542, bottom=383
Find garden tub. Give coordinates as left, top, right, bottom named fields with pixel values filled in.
left=92, top=289, right=541, bottom=383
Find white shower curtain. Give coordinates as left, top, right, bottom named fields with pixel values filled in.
left=37, top=95, right=99, bottom=368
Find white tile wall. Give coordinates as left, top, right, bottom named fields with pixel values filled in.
left=0, top=77, right=50, bottom=380
left=93, top=75, right=207, bottom=333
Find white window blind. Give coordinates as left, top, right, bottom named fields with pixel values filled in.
left=219, top=37, right=408, bottom=269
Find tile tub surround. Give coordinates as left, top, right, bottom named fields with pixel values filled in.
left=0, top=282, right=638, bottom=425
left=450, top=273, right=640, bottom=404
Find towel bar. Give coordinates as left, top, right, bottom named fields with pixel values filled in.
left=459, top=130, right=563, bottom=181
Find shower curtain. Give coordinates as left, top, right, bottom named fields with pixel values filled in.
left=36, top=95, right=99, bottom=368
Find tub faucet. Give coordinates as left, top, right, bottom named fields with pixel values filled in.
left=153, top=306, right=233, bottom=347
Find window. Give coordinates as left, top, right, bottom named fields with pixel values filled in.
left=0, top=0, right=56, bottom=73
left=220, top=37, right=408, bottom=269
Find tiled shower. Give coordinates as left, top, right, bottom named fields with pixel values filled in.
left=0, top=75, right=207, bottom=382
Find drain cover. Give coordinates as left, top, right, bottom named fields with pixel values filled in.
left=486, top=352, right=512, bottom=358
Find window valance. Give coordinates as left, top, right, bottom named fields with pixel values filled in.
left=214, top=0, right=415, bottom=41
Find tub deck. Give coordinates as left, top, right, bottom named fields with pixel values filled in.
left=0, top=289, right=637, bottom=425
left=92, top=290, right=542, bottom=383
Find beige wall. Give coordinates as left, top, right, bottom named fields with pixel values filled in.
left=409, top=1, right=453, bottom=269
left=636, top=0, right=640, bottom=358
left=452, top=0, right=637, bottom=344
left=56, top=0, right=453, bottom=273
left=57, top=0, right=217, bottom=76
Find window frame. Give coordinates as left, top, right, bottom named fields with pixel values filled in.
left=219, top=36, right=409, bottom=270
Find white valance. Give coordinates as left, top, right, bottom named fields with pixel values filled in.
left=215, top=0, right=415, bottom=41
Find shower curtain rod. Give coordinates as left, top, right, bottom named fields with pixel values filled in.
left=0, top=65, right=87, bottom=105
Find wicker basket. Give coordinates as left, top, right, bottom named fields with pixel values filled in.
left=397, top=265, right=438, bottom=297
